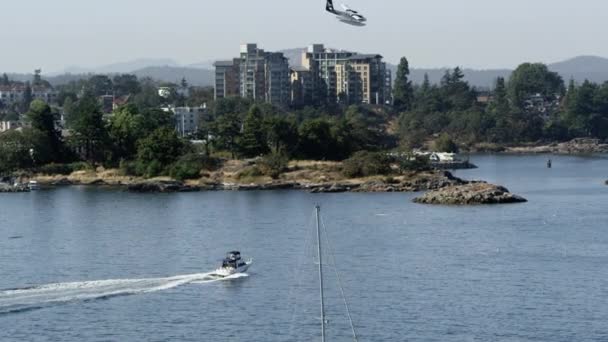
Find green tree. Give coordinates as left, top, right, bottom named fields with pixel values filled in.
left=239, top=105, right=269, bottom=157
left=441, top=67, right=476, bottom=111
left=136, top=127, right=185, bottom=176
left=108, top=105, right=146, bottom=161
left=264, top=115, right=298, bottom=154
left=0, top=129, right=53, bottom=173
left=1, top=73, right=10, bottom=86
left=112, top=74, right=141, bottom=96
left=343, top=105, right=387, bottom=152
left=86, top=75, right=113, bottom=96
left=508, top=63, right=564, bottom=108
left=433, top=134, right=459, bottom=152
left=25, top=100, right=65, bottom=162
left=297, top=118, right=340, bottom=160
left=33, top=69, right=44, bottom=86
left=187, top=87, right=214, bottom=107
left=413, top=74, right=442, bottom=113
left=393, top=57, right=414, bottom=111
left=212, top=112, right=242, bottom=158
left=21, top=83, right=33, bottom=113
left=131, top=79, right=163, bottom=110
left=69, top=92, right=110, bottom=163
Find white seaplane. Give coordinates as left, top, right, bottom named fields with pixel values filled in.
left=326, top=0, right=367, bottom=26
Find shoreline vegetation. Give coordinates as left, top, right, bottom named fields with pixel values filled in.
left=2, top=59, right=608, bottom=202
left=28, top=159, right=466, bottom=194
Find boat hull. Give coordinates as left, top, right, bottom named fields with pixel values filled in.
left=213, top=259, right=252, bottom=278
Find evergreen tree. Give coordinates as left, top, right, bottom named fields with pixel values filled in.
left=264, top=115, right=298, bottom=154
left=491, top=77, right=510, bottom=114
left=69, top=92, right=110, bottom=163
left=393, top=57, right=414, bottom=111
left=21, top=82, right=33, bottom=113
left=212, top=112, right=242, bottom=158
left=508, top=63, right=565, bottom=109
left=239, top=105, right=269, bottom=157
left=25, top=100, right=65, bottom=162
left=33, top=69, right=42, bottom=86
left=136, top=127, right=185, bottom=176
left=1, top=73, right=9, bottom=86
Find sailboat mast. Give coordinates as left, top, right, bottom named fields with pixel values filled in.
left=316, top=205, right=326, bottom=342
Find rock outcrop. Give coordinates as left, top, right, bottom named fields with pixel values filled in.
left=127, top=181, right=199, bottom=193
left=0, top=183, right=30, bottom=193
left=506, top=138, right=608, bottom=154
left=413, top=182, right=527, bottom=205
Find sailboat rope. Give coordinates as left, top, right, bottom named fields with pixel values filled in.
left=287, top=214, right=316, bottom=339
left=320, top=215, right=360, bottom=342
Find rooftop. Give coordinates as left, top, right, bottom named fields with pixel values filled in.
left=213, top=60, right=235, bottom=67
left=348, top=54, right=383, bottom=60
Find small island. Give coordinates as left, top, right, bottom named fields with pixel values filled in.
left=413, top=182, right=527, bottom=205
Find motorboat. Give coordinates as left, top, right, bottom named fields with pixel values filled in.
left=213, top=251, right=252, bottom=277
left=27, top=181, right=40, bottom=191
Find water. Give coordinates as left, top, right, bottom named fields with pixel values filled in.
left=0, top=154, right=607, bottom=341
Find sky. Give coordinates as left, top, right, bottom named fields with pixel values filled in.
left=2, top=0, right=608, bottom=73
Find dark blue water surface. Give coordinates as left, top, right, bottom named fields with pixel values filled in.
left=0, top=154, right=607, bottom=341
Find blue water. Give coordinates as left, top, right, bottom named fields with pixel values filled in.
left=0, top=154, right=607, bottom=341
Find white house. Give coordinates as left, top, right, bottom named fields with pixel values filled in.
left=162, top=105, right=207, bottom=137
left=0, top=120, right=22, bottom=132
left=0, top=85, right=58, bottom=105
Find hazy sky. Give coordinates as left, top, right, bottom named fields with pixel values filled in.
left=3, top=0, right=608, bottom=73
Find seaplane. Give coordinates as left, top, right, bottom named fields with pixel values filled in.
left=326, top=0, right=367, bottom=26
left=211, top=251, right=253, bottom=278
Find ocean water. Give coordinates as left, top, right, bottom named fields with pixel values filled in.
left=0, top=154, right=607, bottom=341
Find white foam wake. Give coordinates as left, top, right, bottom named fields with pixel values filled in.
left=0, top=272, right=248, bottom=314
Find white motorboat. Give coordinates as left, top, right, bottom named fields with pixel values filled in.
left=28, top=181, right=40, bottom=191
left=213, top=251, right=252, bottom=277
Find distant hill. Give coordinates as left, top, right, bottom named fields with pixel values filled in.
left=403, top=56, right=608, bottom=88
left=55, top=58, right=180, bottom=75
left=547, top=56, right=608, bottom=84
left=131, top=66, right=214, bottom=86
left=5, top=55, right=608, bottom=89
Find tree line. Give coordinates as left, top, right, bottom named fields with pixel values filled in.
left=393, top=58, right=608, bottom=149
left=0, top=92, right=394, bottom=178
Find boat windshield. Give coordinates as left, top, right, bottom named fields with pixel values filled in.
left=222, top=260, right=236, bottom=268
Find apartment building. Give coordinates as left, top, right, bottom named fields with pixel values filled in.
left=298, top=44, right=390, bottom=105
left=0, top=85, right=58, bottom=105
left=214, top=44, right=290, bottom=107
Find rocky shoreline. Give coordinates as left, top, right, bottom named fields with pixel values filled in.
left=33, top=170, right=468, bottom=194
left=473, top=138, right=608, bottom=154
left=413, top=182, right=527, bottom=205
left=0, top=183, right=30, bottom=193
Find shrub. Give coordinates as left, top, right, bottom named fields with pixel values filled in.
left=119, top=160, right=139, bottom=176
left=135, top=159, right=164, bottom=178
left=342, top=151, right=392, bottom=178
left=37, top=162, right=93, bottom=175
left=433, top=134, right=459, bottom=153
left=236, top=166, right=263, bottom=180
left=257, top=153, right=289, bottom=179
left=398, top=153, right=431, bottom=172
left=384, top=176, right=399, bottom=184
left=168, top=154, right=222, bottom=181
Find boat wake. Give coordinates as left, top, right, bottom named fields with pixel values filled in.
left=0, top=272, right=248, bottom=315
